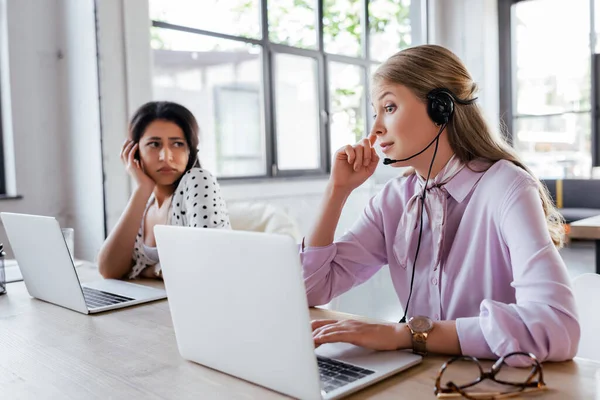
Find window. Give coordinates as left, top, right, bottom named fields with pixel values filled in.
left=149, top=0, right=423, bottom=178
left=0, top=81, right=4, bottom=196
left=500, top=0, right=593, bottom=179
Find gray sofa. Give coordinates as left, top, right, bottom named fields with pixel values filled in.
left=542, top=179, right=600, bottom=223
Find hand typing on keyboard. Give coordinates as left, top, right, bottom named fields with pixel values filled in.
left=311, top=319, right=410, bottom=351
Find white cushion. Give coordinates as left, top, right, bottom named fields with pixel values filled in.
left=227, top=202, right=302, bottom=242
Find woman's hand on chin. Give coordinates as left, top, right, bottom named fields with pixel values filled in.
left=330, top=134, right=380, bottom=195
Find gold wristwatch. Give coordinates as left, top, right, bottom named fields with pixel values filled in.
left=407, top=315, right=434, bottom=356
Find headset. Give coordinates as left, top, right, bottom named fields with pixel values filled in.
left=382, top=88, right=477, bottom=323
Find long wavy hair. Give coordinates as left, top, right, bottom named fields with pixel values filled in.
left=372, top=45, right=565, bottom=247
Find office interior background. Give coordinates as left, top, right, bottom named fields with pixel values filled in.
left=0, top=0, right=597, bottom=321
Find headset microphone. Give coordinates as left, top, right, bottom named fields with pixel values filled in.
left=383, top=127, right=445, bottom=165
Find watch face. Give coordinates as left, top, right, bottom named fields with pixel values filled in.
left=409, top=316, right=433, bottom=333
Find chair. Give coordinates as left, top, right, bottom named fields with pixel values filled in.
left=542, top=179, right=600, bottom=224
left=227, top=201, right=302, bottom=242
left=572, top=273, right=600, bottom=361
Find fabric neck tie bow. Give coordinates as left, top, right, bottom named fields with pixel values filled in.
left=395, top=155, right=465, bottom=271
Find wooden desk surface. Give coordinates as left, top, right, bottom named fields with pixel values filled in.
left=1, top=265, right=598, bottom=399
left=569, top=215, right=600, bottom=239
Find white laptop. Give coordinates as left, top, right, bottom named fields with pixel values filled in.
left=155, top=225, right=421, bottom=399
left=1, top=212, right=166, bottom=314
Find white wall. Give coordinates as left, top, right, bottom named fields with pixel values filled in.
left=0, top=0, right=104, bottom=260
left=0, top=0, right=67, bottom=257
left=58, top=0, right=105, bottom=261
left=96, top=0, right=152, bottom=233
left=95, top=0, right=135, bottom=234
left=429, top=0, right=500, bottom=130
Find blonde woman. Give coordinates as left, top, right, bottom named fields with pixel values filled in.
left=304, top=45, right=579, bottom=365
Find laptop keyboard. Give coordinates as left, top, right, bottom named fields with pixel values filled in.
left=317, top=356, right=375, bottom=394
left=82, top=286, right=134, bottom=309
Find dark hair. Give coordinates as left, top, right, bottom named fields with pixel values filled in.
left=129, top=101, right=201, bottom=173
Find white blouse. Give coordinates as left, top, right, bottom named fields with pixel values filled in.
left=128, top=168, right=231, bottom=279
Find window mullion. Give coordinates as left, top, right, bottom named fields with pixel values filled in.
left=362, top=0, right=369, bottom=60
left=261, top=0, right=276, bottom=177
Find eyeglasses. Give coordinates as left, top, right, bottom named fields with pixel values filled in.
left=434, top=352, right=546, bottom=399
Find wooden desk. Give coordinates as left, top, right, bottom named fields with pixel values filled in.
left=569, top=215, right=600, bottom=274
left=1, top=265, right=598, bottom=399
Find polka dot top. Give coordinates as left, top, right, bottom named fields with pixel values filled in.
left=128, top=168, right=231, bottom=279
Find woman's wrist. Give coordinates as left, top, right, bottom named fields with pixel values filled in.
left=326, top=182, right=352, bottom=201
left=133, top=185, right=154, bottom=199
left=393, top=323, right=413, bottom=350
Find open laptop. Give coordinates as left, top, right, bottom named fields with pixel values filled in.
left=1, top=212, right=166, bottom=314
left=155, top=225, right=422, bottom=399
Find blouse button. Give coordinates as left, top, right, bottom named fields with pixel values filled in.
left=431, top=277, right=438, bottom=285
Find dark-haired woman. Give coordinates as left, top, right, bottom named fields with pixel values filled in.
left=98, top=101, right=230, bottom=280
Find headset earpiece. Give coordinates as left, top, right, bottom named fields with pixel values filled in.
left=427, top=89, right=454, bottom=126
left=426, top=88, right=477, bottom=126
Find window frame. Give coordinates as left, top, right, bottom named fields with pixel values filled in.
left=151, top=0, right=421, bottom=179
left=499, top=0, right=599, bottom=171
left=0, top=78, right=5, bottom=195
